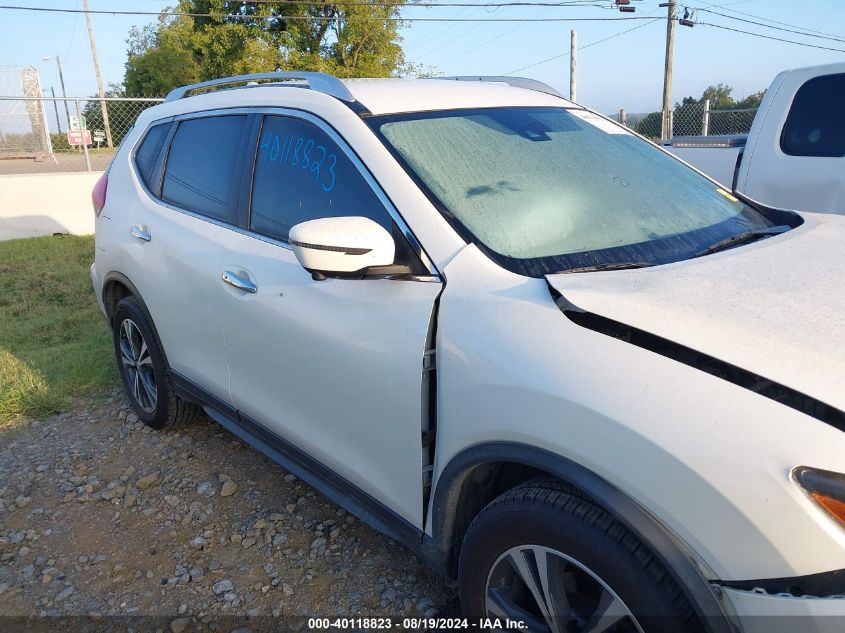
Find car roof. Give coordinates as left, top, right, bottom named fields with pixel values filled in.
left=340, top=78, right=575, bottom=115
left=149, top=77, right=578, bottom=121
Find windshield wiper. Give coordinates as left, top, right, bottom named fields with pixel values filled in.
left=561, top=261, right=651, bottom=274
left=693, top=225, right=791, bottom=258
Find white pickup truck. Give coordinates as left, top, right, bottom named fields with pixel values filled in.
left=664, top=61, right=845, bottom=215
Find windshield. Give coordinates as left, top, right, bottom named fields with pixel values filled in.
left=369, top=107, right=781, bottom=277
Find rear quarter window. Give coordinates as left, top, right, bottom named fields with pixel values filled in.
left=134, top=122, right=170, bottom=187
left=780, top=73, right=845, bottom=157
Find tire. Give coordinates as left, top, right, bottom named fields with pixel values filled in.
left=458, top=479, right=704, bottom=633
left=112, top=296, right=199, bottom=431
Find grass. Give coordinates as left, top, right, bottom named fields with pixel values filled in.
left=0, top=235, right=117, bottom=424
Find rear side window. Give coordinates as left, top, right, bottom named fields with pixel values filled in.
left=161, top=115, right=247, bottom=223
left=781, top=73, right=845, bottom=157
left=134, top=122, right=169, bottom=187
left=249, top=115, right=392, bottom=242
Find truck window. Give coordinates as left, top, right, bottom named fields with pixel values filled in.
left=781, top=73, right=845, bottom=158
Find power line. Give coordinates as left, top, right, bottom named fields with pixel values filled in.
left=431, top=5, right=560, bottom=66
left=692, top=6, right=845, bottom=44
left=130, top=0, right=612, bottom=6
left=0, top=5, right=669, bottom=22
left=693, top=0, right=845, bottom=41
left=504, top=17, right=662, bottom=75
left=698, top=21, right=845, bottom=53
left=410, top=2, right=502, bottom=60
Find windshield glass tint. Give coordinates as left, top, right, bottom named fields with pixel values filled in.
left=372, top=107, right=775, bottom=276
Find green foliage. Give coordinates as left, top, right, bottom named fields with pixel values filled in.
left=701, top=83, right=735, bottom=110
left=50, top=132, right=71, bottom=151
left=123, top=1, right=415, bottom=97
left=81, top=90, right=159, bottom=148
left=0, top=236, right=117, bottom=424
left=636, top=84, right=766, bottom=139
left=635, top=111, right=662, bottom=140
left=734, top=90, right=765, bottom=110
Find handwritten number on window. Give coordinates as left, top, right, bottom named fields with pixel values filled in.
left=260, top=131, right=336, bottom=193
left=322, top=155, right=336, bottom=193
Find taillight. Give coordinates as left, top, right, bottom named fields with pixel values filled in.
left=92, top=172, right=108, bottom=217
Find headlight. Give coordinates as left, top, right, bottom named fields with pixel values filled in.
left=793, top=466, right=845, bottom=526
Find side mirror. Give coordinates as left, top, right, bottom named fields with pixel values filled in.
left=289, top=216, right=396, bottom=279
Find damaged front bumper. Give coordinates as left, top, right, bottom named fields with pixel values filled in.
left=715, top=569, right=845, bottom=633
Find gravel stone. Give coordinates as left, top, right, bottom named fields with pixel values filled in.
left=0, top=399, right=455, bottom=620
left=169, top=617, right=190, bottom=633
left=212, top=579, right=234, bottom=595
left=136, top=472, right=159, bottom=489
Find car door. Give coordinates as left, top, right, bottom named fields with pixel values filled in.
left=130, top=112, right=254, bottom=403
left=216, top=111, right=442, bottom=527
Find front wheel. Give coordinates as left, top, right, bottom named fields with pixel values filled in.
left=112, top=296, right=198, bottom=430
left=458, top=480, right=704, bottom=633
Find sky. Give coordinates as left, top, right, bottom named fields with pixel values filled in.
left=2, top=0, right=844, bottom=114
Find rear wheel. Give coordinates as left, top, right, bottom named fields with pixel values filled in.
left=458, top=480, right=703, bottom=633
left=113, top=296, right=199, bottom=430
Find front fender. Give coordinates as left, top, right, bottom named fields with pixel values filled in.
left=434, top=244, right=845, bottom=583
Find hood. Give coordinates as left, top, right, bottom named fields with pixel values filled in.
left=547, top=212, right=845, bottom=413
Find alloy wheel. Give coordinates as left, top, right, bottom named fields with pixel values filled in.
left=485, top=545, right=644, bottom=633
left=119, top=318, right=158, bottom=414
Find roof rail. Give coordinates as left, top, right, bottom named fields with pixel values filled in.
left=436, top=76, right=565, bottom=99
left=164, top=71, right=357, bottom=103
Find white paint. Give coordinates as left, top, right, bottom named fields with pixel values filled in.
left=94, top=77, right=845, bottom=608
left=666, top=61, right=845, bottom=215
left=547, top=211, right=845, bottom=413
left=435, top=243, right=845, bottom=581
left=665, top=145, right=740, bottom=188
left=289, top=216, right=395, bottom=274
left=739, top=62, right=845, bottom=216
left=0, top=172, right=101, bottom=240
left=721, top=588, right=845, bottom=633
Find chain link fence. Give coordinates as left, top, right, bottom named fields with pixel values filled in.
left=607, top=101, right=758, bottom=142
left=0, top=96, right=163, bottom=174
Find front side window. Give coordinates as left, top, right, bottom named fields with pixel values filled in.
left=161, top=115, right=247, bottom=223
left=249, top=115, right=392, bottom=242
left=781, top=73, right=845, bottom=157
left=370, top=107, right=782, bottom=277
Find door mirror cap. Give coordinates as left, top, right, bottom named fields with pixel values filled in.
left=289, top=216, right=395, bottom=277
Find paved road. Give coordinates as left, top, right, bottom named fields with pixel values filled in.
left=0, top=152, right=112, bottom=175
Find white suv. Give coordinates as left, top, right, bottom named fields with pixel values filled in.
left=91, top=72, right=845, bottom=633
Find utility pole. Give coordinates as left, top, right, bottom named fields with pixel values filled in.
left=43, top=55, right=71, bottom=132
left=82, top=0, right=113, bottom=147
left=569, top=30, right=577, bottom=102
left=44, top=87, right=62, bottom=133
left=660, top=1, right=676, bottom=142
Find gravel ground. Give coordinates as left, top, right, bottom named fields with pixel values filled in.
left=0, top=394, right=457, bottom=631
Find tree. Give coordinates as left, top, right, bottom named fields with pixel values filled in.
left=735, top=90, right=765, bottom=110
left=701, top=83, right=735, bottom=110
left=123, top=1, right=414, bottom=97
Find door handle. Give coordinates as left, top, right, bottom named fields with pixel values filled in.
left=222, top=270, right=258, bottom=294
left=130, top=225, right=151, bottom=242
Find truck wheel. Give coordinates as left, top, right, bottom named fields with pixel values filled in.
left=458, top=480, right=704, bottom=633
left=113, top=296, right=199, bottom=430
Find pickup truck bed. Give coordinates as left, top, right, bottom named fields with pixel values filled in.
left=662, top=135, right=746, bottom=189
